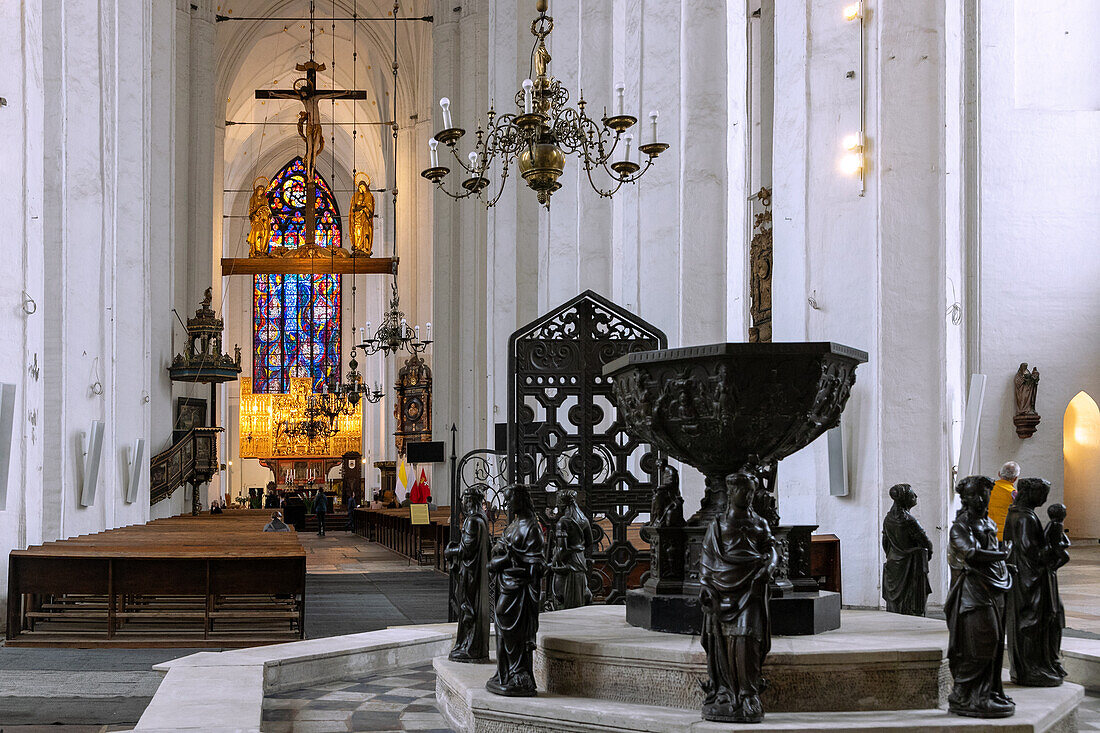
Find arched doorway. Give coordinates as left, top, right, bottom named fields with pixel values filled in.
left=1064, top=391, right=1100, bottom=539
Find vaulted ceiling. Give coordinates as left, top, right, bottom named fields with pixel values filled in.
left=217, top=0, right=433, bottom=194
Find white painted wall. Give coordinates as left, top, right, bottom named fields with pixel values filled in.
left=0, top=0, right=207, bottom=629
left=975, top=0, right=1100, bottom=533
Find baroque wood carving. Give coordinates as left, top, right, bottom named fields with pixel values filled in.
left=748, top=187, right=772, bottom=344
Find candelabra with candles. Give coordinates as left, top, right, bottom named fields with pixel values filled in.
left=421, top=0, right=668, bottom=208
left=357, top=273, right=432, bottom=357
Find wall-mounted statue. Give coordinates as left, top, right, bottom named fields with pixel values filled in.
left=1013, top=363, right=1041, bottom=439
left=699, top=470, right=778, bottom=724
left=881, top=483, right=933, bottom=616
left=445, top=485, right=490, bottom=663
left=1005, top=479, right=1068, bottom=686
left=548, top=489, right=594, bottom=610
left=650, top=459, right=686, bottom=529
left=946, top=476, right=1014, bottom=719
left=1045, top=503, right=1071, bottom=679
left=486, top=484, right=545, bottom=697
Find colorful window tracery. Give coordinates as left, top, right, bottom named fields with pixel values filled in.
left=252, top=157, right=342, bottom=394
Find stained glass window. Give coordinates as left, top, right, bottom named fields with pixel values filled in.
left=252, top=157, right=342, bottom=394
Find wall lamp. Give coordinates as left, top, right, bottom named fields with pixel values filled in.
left=841, top=1, right=867, bottom=196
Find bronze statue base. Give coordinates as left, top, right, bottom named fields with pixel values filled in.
left=485, top=676, right=537, bottom=697
left=948, top=702, right=1016, bottom=719
left=449, top=651, right=490, bottom=664
left=702, top=698, right=765, bottom=724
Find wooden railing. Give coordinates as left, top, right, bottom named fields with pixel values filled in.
left=150, top=427, right=222, bottom=506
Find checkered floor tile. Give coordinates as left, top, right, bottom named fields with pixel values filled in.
left=261, top=662, right=452, bottom=732
left=262, top=663, right=1100, bottom=732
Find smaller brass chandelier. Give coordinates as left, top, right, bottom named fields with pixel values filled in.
left=357, top=268, right=432, bottom=357
left=421, top=0, right=668, bottom=208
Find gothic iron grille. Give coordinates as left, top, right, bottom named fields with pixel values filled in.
left=507, top=291, right=667, bottom=603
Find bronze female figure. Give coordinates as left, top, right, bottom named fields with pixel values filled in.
left=445, top=485, right=490, bottom=662
left=1005, top=477, right=1065, bottom=686
left=486, top=484, right=545, bottom=697
left=945, top=475, right=1014, bottom=718
left=881, top=483, right=933, bottom=616
left=699, top=469, right=778, bottom=724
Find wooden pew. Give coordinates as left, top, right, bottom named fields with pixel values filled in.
left=5, top=510, right=306, bottom=648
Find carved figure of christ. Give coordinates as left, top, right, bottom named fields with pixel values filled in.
left=256, top=60, right=367, bottom=247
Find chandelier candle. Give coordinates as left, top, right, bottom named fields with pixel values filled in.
left=616, top=82, right=625, bottom=116
left=429, top=139, right=439, bottom=168
left=650, top=111, right=659, bottom=144
left=440, top=97, right=452, bottom=129
left=523, top=79, right=534, bottom=114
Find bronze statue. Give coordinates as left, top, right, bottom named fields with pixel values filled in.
left=650, top=459, right=685, bottom=529
left=548, top=489, right=594, bottom=610
left=445, top=485, right=490, bottom=663
left=1005, top=478, right=1066, bottom=686
left=881, top=483, right=933, bottom=616
left=486, top=484, right=545, bottom=697
left=945, top=475, right=1014, bottom=718
left=246, top=177, right=273, bottom=257
left=1013, top=363, right=1041, bottom=438
left=349, top=173, right=375, bottom=256
left=699, top=470, right=779, bottom=724
left=1044, top=503, right=1070, bottom=678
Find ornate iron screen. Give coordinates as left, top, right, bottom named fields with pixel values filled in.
left=507, top=290, right=667, bottom=603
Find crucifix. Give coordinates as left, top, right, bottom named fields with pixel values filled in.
left=255, top=60, right=368, bottom=248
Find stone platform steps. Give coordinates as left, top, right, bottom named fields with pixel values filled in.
left=436, top=657, right=1083, bottom=733
left=435, top=607, right=1085, bottom=733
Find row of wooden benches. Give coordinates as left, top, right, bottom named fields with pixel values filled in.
left=5, top=510, right=307, bottom=647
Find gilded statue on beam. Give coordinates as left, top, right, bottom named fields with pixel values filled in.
left=349, top=172, right=375, bottom=257
left=246, top=177, right=273, bottom=258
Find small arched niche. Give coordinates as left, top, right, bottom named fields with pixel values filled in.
left=1064, top=391, right=1100, bottom=539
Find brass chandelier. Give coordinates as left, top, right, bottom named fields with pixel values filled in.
left=421, top=0, right=669, bottom=208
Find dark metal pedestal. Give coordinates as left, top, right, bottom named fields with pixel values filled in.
left=626, top=587, right=841, bottom=636
left=628, top=523, right=841, bottom=636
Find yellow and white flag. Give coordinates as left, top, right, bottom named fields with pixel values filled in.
left=397, top=456, right=409, bottom=498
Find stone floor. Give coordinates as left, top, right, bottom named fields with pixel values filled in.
left=3, top=533, right=1099, bottom=730
left=263, top=662, right=1100, bottom=733
left=0, top=532, right=449, bottom=727
left=261, top=662, right=452, bottom=733
left=1064, top=542, right=1100, bottom=637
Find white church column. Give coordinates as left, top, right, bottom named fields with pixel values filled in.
left=0, top=0, right=47, bottom=627
left=36, top=0, right=179, bottom=540
left=432, top=0, right=491, bottom=461
left=772, top=1, right=955, bottom=607
left=875, top=0, right=953, bottom=604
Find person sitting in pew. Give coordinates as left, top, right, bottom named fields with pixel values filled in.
left=210, top=500, right=223, bottom=515
left=427, top=494, right=438, bottom=511
left=263, top=511, right=291, bottom=532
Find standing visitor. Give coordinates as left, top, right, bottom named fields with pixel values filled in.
left=989, top=461, right=1020, bottom=541
left=313, top=485, right=328, bottom=537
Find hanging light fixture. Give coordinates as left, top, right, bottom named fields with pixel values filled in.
left=357, top=264, right=432, bottom=357
left=421, top=0, right=669, bottom=208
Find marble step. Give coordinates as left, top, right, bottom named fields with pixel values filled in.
left=533, top=605, right=949, bottom=712
left=436, top=655, right=1084, bottom=733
